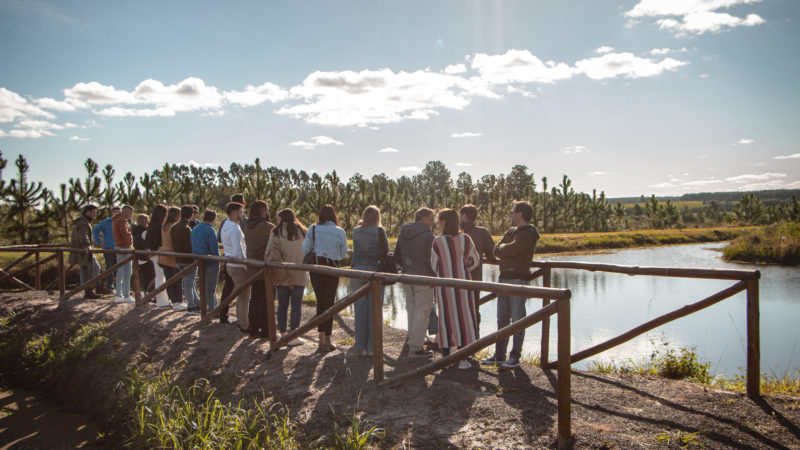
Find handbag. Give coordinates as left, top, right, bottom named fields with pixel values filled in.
left=302, top=225, right=317, bottom=265
left=377, top=227, right=398, bottom=285
left=266, top=244, right=288, bottom=285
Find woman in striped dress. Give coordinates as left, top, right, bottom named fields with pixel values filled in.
left=431, top=208, right=481, bottom=369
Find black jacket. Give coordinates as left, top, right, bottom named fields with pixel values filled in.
left=461, top=221, right=496, bottom=281
left=493, top=224, right=539, bottom=279
left=132, top=224, right=150, bottom=262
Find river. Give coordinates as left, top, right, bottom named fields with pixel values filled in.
left=333, top=242, right=800, bottom=377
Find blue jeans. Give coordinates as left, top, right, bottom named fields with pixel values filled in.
left=79, top=257, right=102, bottom=288
left=176, top=263, right=199, bottom=308
left=494, top=278, right=529, bottom=359
left=276, top=285, right=304, bottom=333
left=201, top=262, right=219, bottom=311
left=350, top=266, right=383, bottom=351
left=102, top=251, right=116, bottom=289
left=114, top=248, right=132, bottom=298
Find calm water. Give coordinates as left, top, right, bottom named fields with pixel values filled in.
left=331, top=242, right=800, bottom=377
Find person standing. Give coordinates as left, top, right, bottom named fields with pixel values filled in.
left=112, top=205, right=134, bottom=303
left=431, top=208, right=481, bottom=370
left=132, top=214, right=154, bottom=297
left=93, top=206, right=120, bottom=292
left=191, top=209, right=220, bottom=312
left=244, top=200, right=274, bottom=338
left=302, top=204, right=348, bottom=352
left=459, top=204, right=496, bottom=285
left=217, top=193, right=248, bottom=324
left=393, top=207, right=436, bottom=358
left=481, top=201, right=540, bottom=369
left=221, top=201, right=250, bottom=332
left=159, top=207, right=187, bottom=311
left=146, top=205, right=170, bottom=307
left=172, top=205, right=200, bottom=314
left=188, top=205, right=201, bottom=229
left=69, top=204, right=103, bottom=299
left=265, top=208, right=308, bottom=346
left=350, top=205, right=388, bottom=357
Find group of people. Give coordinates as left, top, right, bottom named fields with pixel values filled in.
left=70, top=195, right=540, bottom=369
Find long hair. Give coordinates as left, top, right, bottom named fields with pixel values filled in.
left=359, top=205, right=381, bottom=228
left=163, top=207, right=180, bottom=232
left=437, top=209, right=460, bottom=236
left=273, top=208, right=307, bottom=241
left=318, top=204, right=338, bottom=225
left=150, top=204, right=167, bottom=227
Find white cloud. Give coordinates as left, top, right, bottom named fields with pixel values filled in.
left=682, top=178, right=723, bottom=186
left=650, top=182, right=677, bottom=188
left=451, top=132, right=483, bottom=138
left=735, top=138, right=755, bottom=144
left=506, top=85, right=536, bottom=97
left=443, top=64, right=467, bottom=74
left=595, top=46, right=615, bottom=54
left=95, top=106, right=176, bottom=117
left=700, top=73, right=709, bottom=78
left=590, top=171, right=608, bottom=176
left=455, top=162, right=474, bottom=167
left=625, top=0, right=765, bottom=35
left=6, top=128, right=54, bottom=138
left=69, top=136, right=90, bottom=141
left=649, top=48, right=672, bottom=55
left=471, top=49, right=576, bottom=85
left=185, top=160, right=218, bottom=168
left=36, top=97, right=83, bottom=111
left=575, top=53, right=688, bottom=80
left=398, top=166, right=422, bottom=173
left=564, top=145, right=589, bottom=154
left=64, top=81, right=138, bottom=105
left=0, top=87, right=56, bottom=123
left=277, top=68, right=490, bottom=127
left=379, top=147, right=398, bottom=153
left=725, top=172, right=785, bottom=184
left=225, top=82, right=289, bottom=106
left=289, top=135, right=344, bottom=149
left=773, top=153, right=800, bottom=160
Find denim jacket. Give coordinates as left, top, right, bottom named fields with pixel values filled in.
left=351, top=225, right=388, bottom=269
left=302, top=221, right=348, bottom=261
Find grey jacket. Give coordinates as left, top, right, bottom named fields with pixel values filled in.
left=351, top=225, right=389, bottom=269
left=393, top=222, right=435, bottom=276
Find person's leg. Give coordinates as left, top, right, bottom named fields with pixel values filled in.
left=351, top=277, right=370, bottom=351
left=103, top=252, right=116, bottom=290
left=508, top=281, right=528, bottom=359
left=228, top=267, right=251, bottom=330
left=186, top=264, right=199, bottom=308
left=494, top=291, right=512, bottom=360
left=321, top=275, right=339, bottom=336
left=205, top=263, right=219, bottom=311
left=276, top=286, right=290, bottom=333
left=219, top=265, right=233, bottom=323
left=92, top=257, right=103, bottom=290
left=289, top=286, right=304, bottom=331
left=151, top=256, right=169, bottom=305
left=140, top=261, right=155, bottom=294
left=408, top=285, right=434, bottom=353
left=248, top=280, right=267, bottom=335
left=310, top=273, right=326, bottom=334
left=403, top=283, right=415, bottom=337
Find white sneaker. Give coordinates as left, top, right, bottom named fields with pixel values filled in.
left=121, top=297, right=135, bottom=303
left=287, top=337, right=305, bottom=347
left=172, top=302, right=188, bottom=311
left=458, top=359, right=471, bottom=370
left=113, top=297, right=126, bottom=303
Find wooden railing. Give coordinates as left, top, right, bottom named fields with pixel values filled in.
left=0, top=244, right=575, bottom=447
left=479, top=258, right=761, bottom=400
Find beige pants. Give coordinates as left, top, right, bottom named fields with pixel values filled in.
left=227, top=266, right=251, bottom=330
left=404, top=284, right=434, bottom=352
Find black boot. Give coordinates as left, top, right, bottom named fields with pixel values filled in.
left=84, top=289, right=101, bottom=299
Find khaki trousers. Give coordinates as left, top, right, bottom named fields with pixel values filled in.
left=404, top=284, right=434, bottom=352
left=227, top=266, right=251, bottom=330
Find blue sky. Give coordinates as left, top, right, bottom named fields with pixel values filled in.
left=1, top=0, right=798, bottom=197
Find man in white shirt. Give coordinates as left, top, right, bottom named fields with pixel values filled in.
left=220, top=202, right=250, bottom=332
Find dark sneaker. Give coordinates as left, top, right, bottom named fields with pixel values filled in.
left=84, top=290, right=101, bottom=299
left=96, top=286, right=113, bottom=295
left=501, top=356, right=521, bottom=369
left=185, top=307, right=201, bottom=315
left=480, top=355, right=506, bottom=365
left=410, top=349, right=433, bottom=358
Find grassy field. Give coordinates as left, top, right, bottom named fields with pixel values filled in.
left=723, top=222, right=800, bottom=265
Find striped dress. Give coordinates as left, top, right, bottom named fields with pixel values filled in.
left=431, top=233, right=481, bottom=349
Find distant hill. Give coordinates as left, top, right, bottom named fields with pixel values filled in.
left=609, top=189, right=800, bottom=205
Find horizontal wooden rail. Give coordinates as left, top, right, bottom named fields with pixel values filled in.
left=270, top=282, right=372, bottom=351
left=380, top=300, right=561, bottom=387
left=528, top=260, right=759, bottom=281
left=550, top=280, right=748, bottom=366
left=60, top=255, right=135, bottom=301
left=7, top=253, right=57, bottom=279
left=141, top=260, right=200, bottom=304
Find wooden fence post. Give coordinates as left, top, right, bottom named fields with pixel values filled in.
left=557, top=296, right=571, bottom=449
left=371, top=279, right=384, bottom=383
left=264, top=267, right=277, bottom=342
left=746, top=277, right=760, bottom=399
left=542, top=264, right=551, bottom=366
left=132, top=252, right=142, bottom=305
left=57, top=250, right=65, bottom=297
left=35, top=251, right=41, bottom=290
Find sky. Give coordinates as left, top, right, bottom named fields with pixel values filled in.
left=0, top=0, right=799, bottom=197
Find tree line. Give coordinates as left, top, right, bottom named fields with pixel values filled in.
left=0, top=151, right=798, bottom=245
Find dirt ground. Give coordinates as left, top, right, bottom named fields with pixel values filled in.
left=1, top=290, right=799, bottom=449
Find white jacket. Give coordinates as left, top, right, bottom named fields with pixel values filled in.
left=221, top=219, right=247, bottom=268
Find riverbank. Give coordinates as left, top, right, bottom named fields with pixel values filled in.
left=1, top=291, right=798, bottom=448
left=723, top=222, right=800, bottom=265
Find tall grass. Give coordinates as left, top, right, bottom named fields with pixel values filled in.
left=723, top=222, right=800, bottom=265
left=589, top=338, right=712, bottom=384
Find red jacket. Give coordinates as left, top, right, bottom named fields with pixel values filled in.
left=112, top=215, right=132, bottom=248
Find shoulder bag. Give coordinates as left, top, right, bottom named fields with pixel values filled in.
left=302, top=225, right=317, bottom=265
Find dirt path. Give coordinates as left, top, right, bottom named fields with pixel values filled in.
left=1, top=291, right=799, bottom=448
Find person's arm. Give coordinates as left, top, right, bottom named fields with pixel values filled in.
left=465, top=235, right=481, bottom=272
left=424, top=233, right=435, bottom=274
left=92, top=223, right=103, bottom=247
left=483, top=229, right=497, bottom=263
left=302, top=225, right=313, bottom=255
left=495, top=229, right=537, bottom=258
left=492, top=229, right=514, bottom=259
left=77, top=223, right=91, bottom=249
left=392, top=239, right=402, bottom=265
left=338, top=228, right=349, bottom=260
left=430, top=238, right=440, bottom=276
left=209, top=229, right=220, bottom=256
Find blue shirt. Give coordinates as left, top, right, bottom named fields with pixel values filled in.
left=191, top=222, right=219, bottom=266
left=92, top=217, right=115, bottom=249
left=351, top=225, right=388, bottom=269
left=302, top=221, right=348, bottom=261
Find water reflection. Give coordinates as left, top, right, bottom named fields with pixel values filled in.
left=322, top=242, right=799, bottom=377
